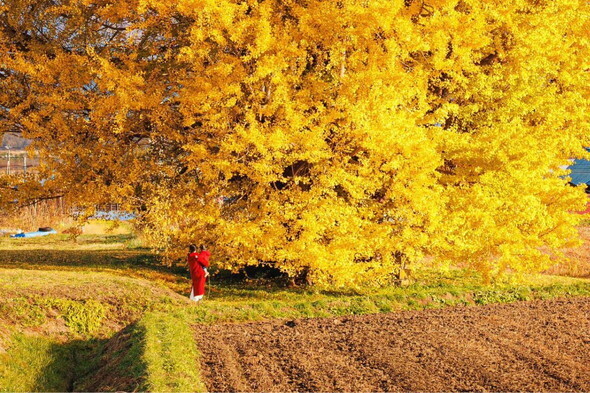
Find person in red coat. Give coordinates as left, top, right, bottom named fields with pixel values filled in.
left=188, top=244, right=210, bottom=302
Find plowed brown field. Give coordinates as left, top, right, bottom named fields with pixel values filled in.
left=197, top=297, right=590, bottom=392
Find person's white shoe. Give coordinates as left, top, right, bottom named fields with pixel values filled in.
left=189, top=288, right=203, bottom=302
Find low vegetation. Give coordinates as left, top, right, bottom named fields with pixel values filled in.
left=1, top=224, right=589, bottom=391
left=0, top=265, right=189, bottom=392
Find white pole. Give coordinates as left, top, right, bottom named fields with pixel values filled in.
left=24, top=153, right=27, bottom=174
left=6, top=147, right=10, bottom=175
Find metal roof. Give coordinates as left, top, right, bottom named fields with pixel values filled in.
left=568, top=149, right=590, bottom=185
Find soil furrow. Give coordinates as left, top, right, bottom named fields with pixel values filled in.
left=196, top=297, right=590, bottom=392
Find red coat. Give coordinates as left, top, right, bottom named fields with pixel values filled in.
left=188, top=250, right=210, bottom=296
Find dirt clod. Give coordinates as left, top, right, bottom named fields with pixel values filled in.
left=197, top=297, right=590, bottom=392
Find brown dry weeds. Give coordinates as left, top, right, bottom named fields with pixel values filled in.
left=554, top=226, right=590, bottom=278
left=197, top=297, right=590, bottom=392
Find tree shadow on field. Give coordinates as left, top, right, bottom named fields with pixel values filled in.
left=0, top=249, right=187, bottom=276
left=30, top=339, right=101, bottom=392
left=32, top=324, right=148, bottom=392
left=207, top=266, right=363, bottom=299
left=71, top=323, right=149, bottom=392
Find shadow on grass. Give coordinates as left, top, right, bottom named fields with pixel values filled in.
left=2, top=334, right=113, bottom=392
left=0, top=249, right=188, bottom=276
left=30, top=339, right=105, bottom=392
left=74, top=233, right=136, bottom=245
left=0, top=247, right=359, bottom=298
left=0, top=233, right=137, bottom=248
left=32, top=323, right=148, bottom=392
left=72, top=323, right=149, bottom=392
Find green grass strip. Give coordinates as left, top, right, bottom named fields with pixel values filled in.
left=140, top=311, right=206, bottom=393
left=186, top=279, right=590, bottom=324
left=0, top=333, right=72, bottom=392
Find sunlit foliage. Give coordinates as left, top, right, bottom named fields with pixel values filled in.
left=1, top=0, right=589, bottom=287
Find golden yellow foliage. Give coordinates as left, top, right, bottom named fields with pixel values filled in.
left=1, top=0, right=589, bottom=287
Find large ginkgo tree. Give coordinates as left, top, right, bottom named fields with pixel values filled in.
left=1, top=0, right=589, bottom=287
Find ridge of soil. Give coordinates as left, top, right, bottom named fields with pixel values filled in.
left=197, top=297, right=590, bottom=392
left=74, top=323, right=144, bottom=392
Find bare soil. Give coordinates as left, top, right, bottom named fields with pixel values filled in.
left=197, top=297, right=590, bottom=392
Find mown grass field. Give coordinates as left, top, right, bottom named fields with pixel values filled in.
left=1, top=223, right=589, bottom=392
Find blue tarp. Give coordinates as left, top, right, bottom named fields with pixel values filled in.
left=10, top=229, right=57, bottom=238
